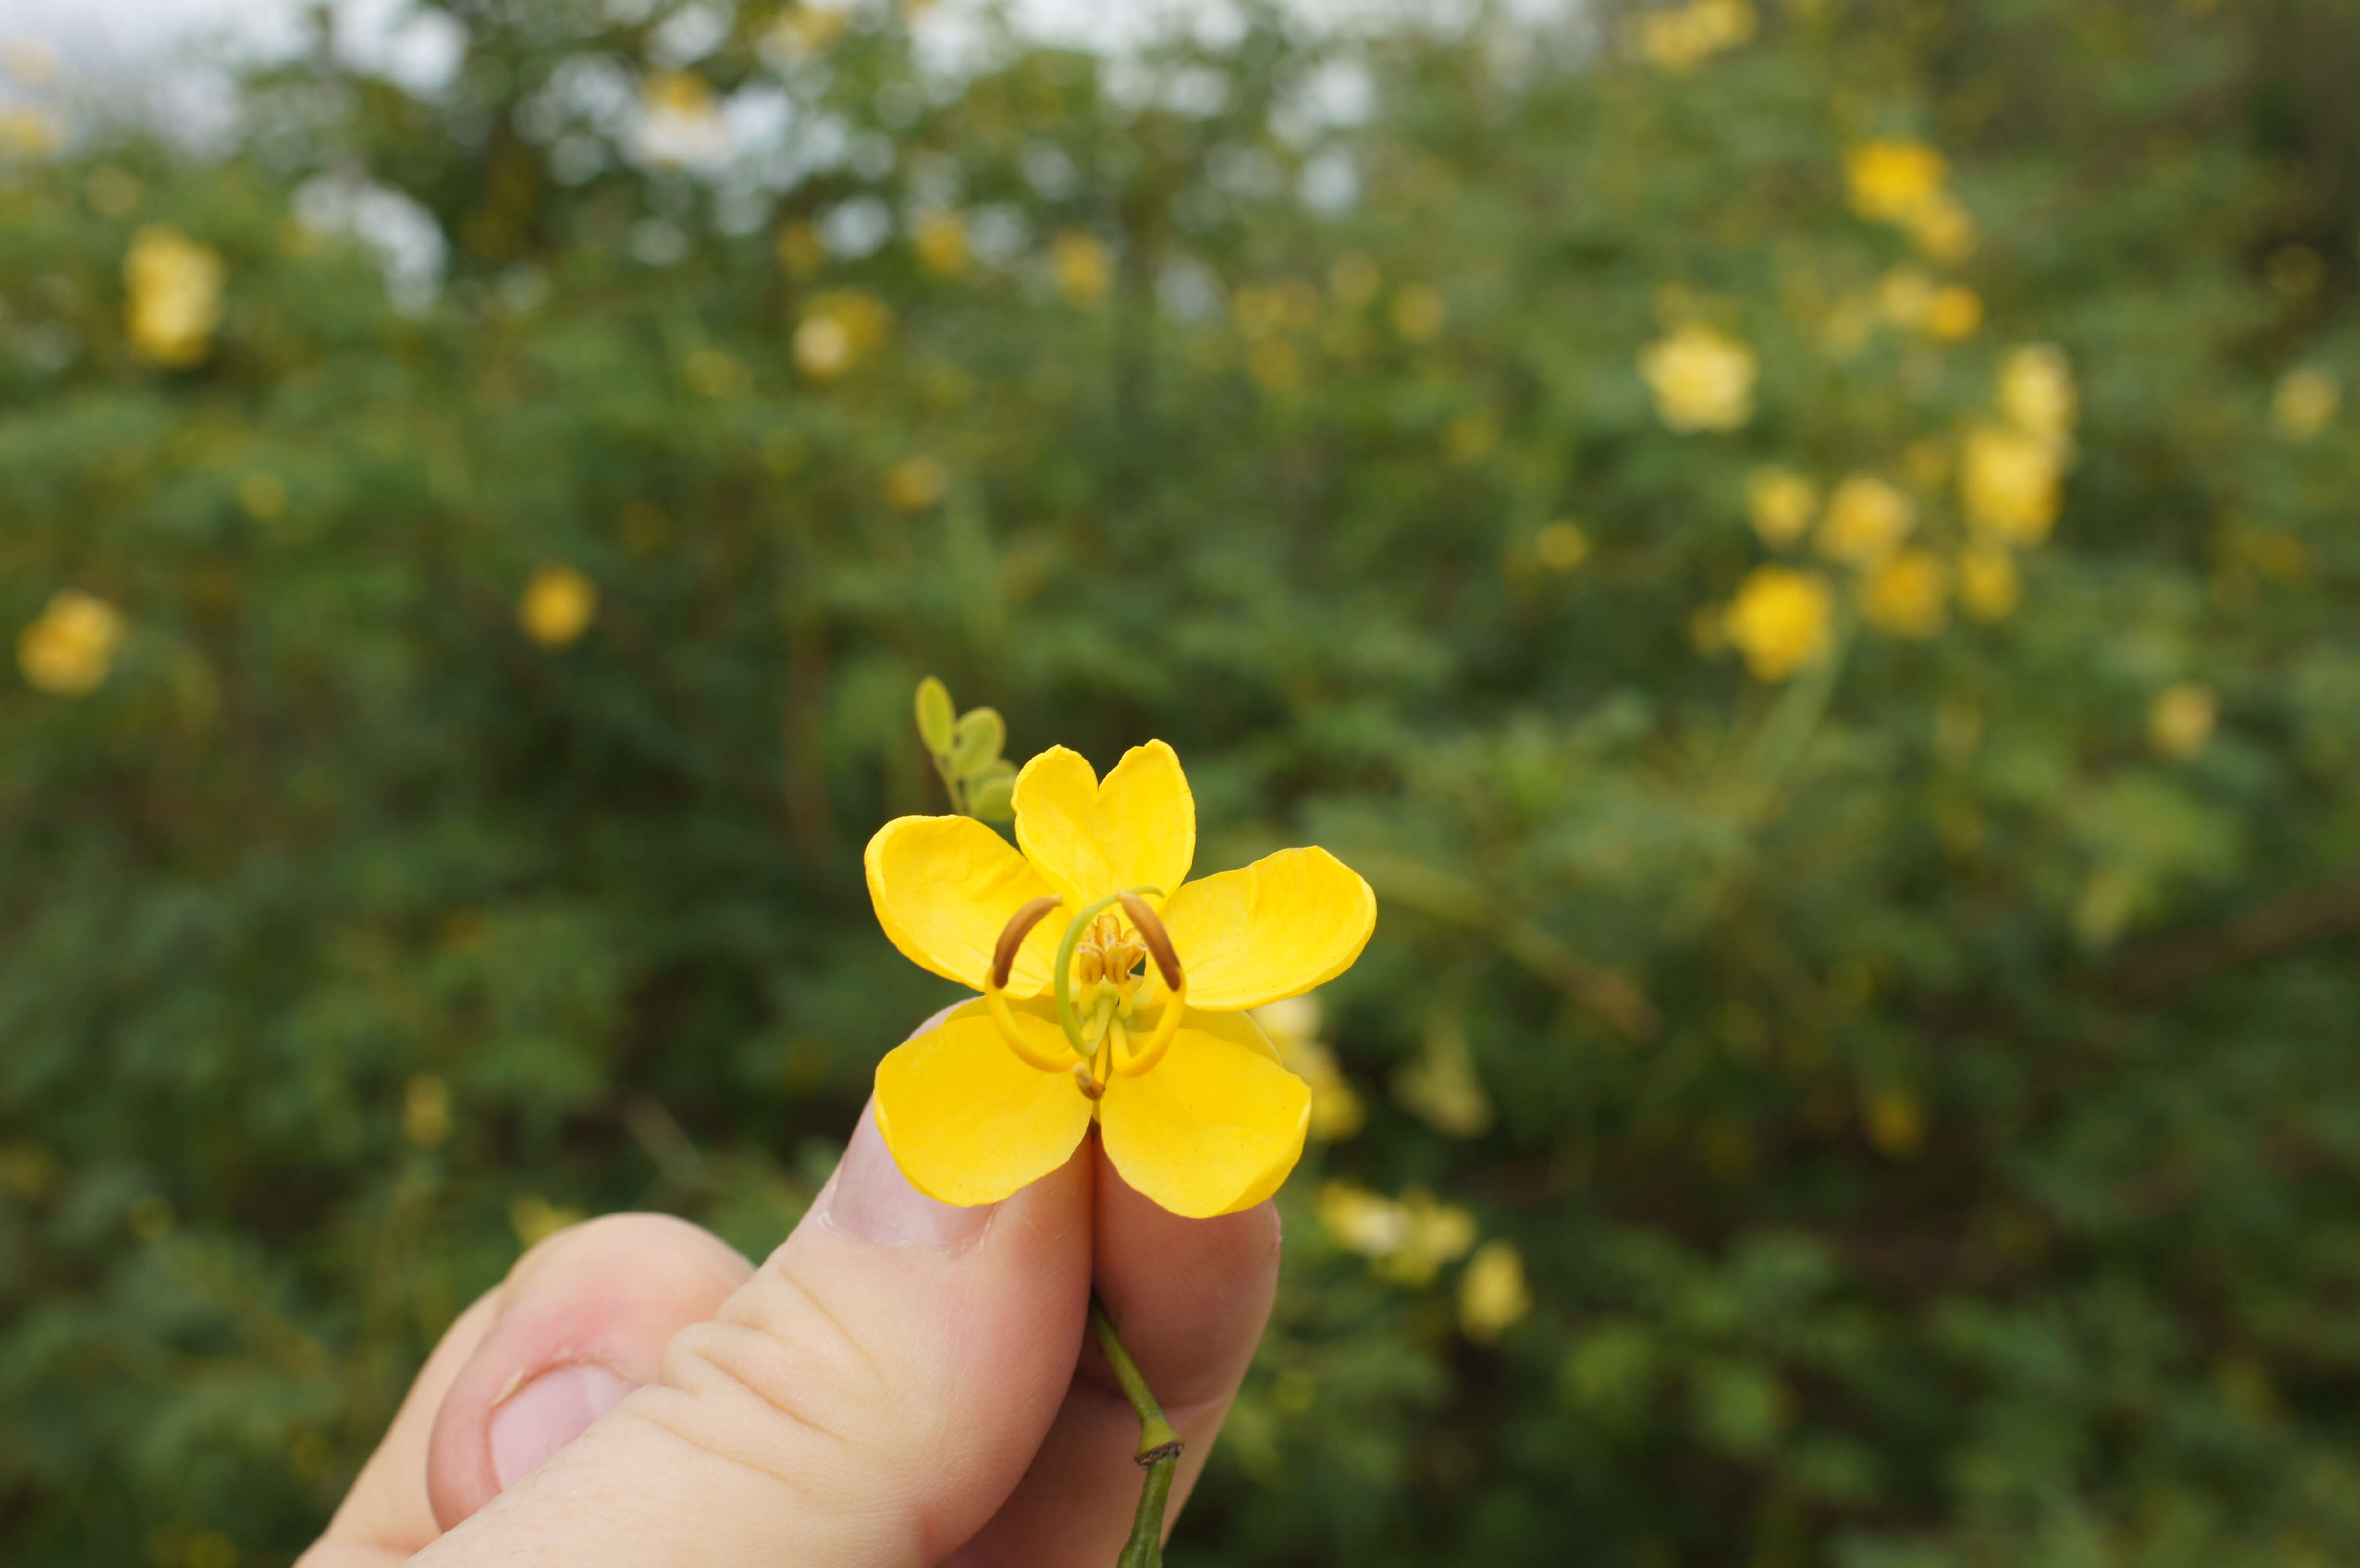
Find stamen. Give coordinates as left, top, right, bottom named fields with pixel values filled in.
left=991, top=896, right=1064, bottom=990
left=1115, top=894, right=1184, bottom=991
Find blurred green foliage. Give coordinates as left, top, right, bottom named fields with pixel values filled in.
left=4, top=0, right=2360, bottom=1563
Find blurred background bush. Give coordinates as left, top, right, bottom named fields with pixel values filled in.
left=5, top=0, right=2360, bottom=1562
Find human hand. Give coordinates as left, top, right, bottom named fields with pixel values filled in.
left=298, top=1029, right=1279, bottom=1567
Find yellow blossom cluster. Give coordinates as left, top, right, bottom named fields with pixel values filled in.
left=1722, top=566, right=1833, bottom=682
left=1844, top=138, right=1976, bottom=262
left=911, top=211, right=970, bottom=278
left=18, top=590, right=125, bottom=695
left=2149, top=682, right=2218, bottom=760
left=1315, top=1180, right=1532, bottom=1339
left=1640, top=321, right=1758, bottom=432
left=1052, top=231, right=1111, bottom=306
left=124, top=225, right=226, bottom=367
left=2273, top=367, right=2339, bottom=441
left=1635, top=0, right=1757, bottom=73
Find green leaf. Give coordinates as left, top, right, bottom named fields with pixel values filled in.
left=913, top=676, right=956, bottom=756
left=950, top=707, right=1005, bottom=776
left=968, top=771, right=1016, bottom=821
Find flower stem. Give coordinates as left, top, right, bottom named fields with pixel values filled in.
left=1090, top=1292, right=1182, bottom=1568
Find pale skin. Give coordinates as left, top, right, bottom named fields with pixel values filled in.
left=299, top=1019, right=1280, bottom=1568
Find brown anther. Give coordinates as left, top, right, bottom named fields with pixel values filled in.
left=1115, top=893, right=1184, bottom=990
left=990, top=895, right=1064, bottom=989
left=1074, top=1063, right=1105, bottom=1100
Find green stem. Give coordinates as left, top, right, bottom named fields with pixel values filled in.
left=1090, top=1293, right=1182, bottom=1568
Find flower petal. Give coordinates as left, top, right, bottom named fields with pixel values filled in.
left=1156, top=846, right=1376, bottom=1011
left=865, top=814, right=1062, bottom=995
left=1101, top=1013, right=1312, bottom=1218
left=1012, top=742, right=1195, bottom=909
left=873, top=1000, right=1094, bottom=1206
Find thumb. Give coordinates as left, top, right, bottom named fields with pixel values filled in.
left=416, top=1102, right=1093, bottom=1567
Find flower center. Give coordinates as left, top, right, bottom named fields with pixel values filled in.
left=984, top=889, right=1188, bottom=1092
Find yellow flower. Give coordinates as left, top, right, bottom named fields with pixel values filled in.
left=1459, top=1240, right=1532, bottom=1342
left=1533, top=520, right=1591, bottom=571
left=912, top=211, right=970, bottom=278
left=1639, top=322, right=1757, bottom=432
left=1998, top=343, right=2076, bottom=443
left=884, top=455, right=949, bottom=510
left=1390, top=282, right=1449, bottom=343
left=1635, top=0, right=1757, bottom=71
left=1925, top=285, right=1983, bottom=341
left=1860, top=549, right=1949, bottom=639
left=794, top=289, right=891, bottom=380
left=1960, top=425, right=2062, bottom=545
left=1745, top=466, right=1818, bottom=547
left=124, top=225, right=225, bottom=367
left=2149, top=683, right=2217, bottom=760
left=1053, top=231, right=1112, bottom=306
left=1844, top=139, right=1946, bottom=224
left=18, top=589, right=125, bottom=695
left=1877, top=267, right=1937, bottom=330
left=0, top=106, right=58, bottom=158
left=1905, top=193, right=1977, bottom=264
left=519, top=565, right=598, bottom=647
left=1817, top=475, right=1917, bottom=566
left=1956, top=543, right=2021, bottom=621
left=866, top=742, right=1376, bottom=1218
left=1723, top=566, right=1833, bottom=682
left=2272, top=368, right=2339, bottom=441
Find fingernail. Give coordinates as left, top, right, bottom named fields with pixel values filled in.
left=490, top=1363, right=631, bottom=1489
left=826, top=1105, right=993, bottom=1249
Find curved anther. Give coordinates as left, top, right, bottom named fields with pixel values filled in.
left=985, top=895, right=1072, bottom=1070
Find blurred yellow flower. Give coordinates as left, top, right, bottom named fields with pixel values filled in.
left=884, top=455, right=949, bottom=511
left=2272, top=368, right=2339, bottom=441
left=1460, top=1239, right=1532, bottom=1343
left=2149, top=683, right=2218, bottom=760
left=1998, top=343, right=2076, bottom=444
left=1817, top=475, right=1917, bottom=566
left=1391, top=282, right=1449, bottom=343
left=912, top=210, right=970, bottom=278
left=639, top=71, right=726, bottom=167
left=124, top=225, right=225, bottom=367
left=1866, top=1088, right=1924, bottom=1158
left=1956, top=543, right=2022, bottom=621
left=1961, top=425, right=2062, bottom=545
left=1329, top=251, right=1382, bottom=306
left=510, top=1194, right=584, bottom=1250
left=18, top=589, right=125, bottom=695
left=1316, top=1181, right=1477, bottom=1287
left=1860, top=549, right=1949, bottom=639
left=1394, top=1013, right=1494, bottom=1138
left=0, top=106, right=57, bottom=158
left=1905, top=193, right=1978, bottom=263
left=1246, top=338, right=1303, bottom=393
left=1443, top=408, right=1501, bottom=465
left=1635, top=0, right=1757, bottom=71
left=1723, top=566, right=1833, bottom=682
left=794, top=289, right=891, bottom=379
left=519, top=565, right=598, bottom=647
left=1053, top=231, right=1112, bottom=306
left=1878, top=267, right=1937, bottom=330
left=1639, top=322, right=1757, bottom=432
left=775, top=219, right=825, bottom=279
left=402, top=1074, right=451, bottom=1148
left=1925, top=285, right=1983, bottom=341
left=1258, top=994, right=1364, bottom=1142
left=1746, top=466, right=1818, bottom=547
left=1534, top=520, right=1591, bottom=571
left=1844, top=139, right=1947, bottom=224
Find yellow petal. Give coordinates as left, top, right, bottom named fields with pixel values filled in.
left=1012, top=742, right=1195, bottom=909
left=873, top=1000, right=1094, bottom=1205
left=1100, top=1013, right=1311, bottom=1218
left=865, top=814, right=1061, bottom=995
left=1157, top=846, right=1376, bottom=1011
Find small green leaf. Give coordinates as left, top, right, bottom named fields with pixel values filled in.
left=950, top=707, right=1005, bottom=775
left=968, top=771, right=1015, bottom=821
left=914, top=676, right=956, bottom=755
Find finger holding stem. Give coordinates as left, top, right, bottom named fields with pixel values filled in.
left=1090, top=1293, right=1183, bottom=1568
